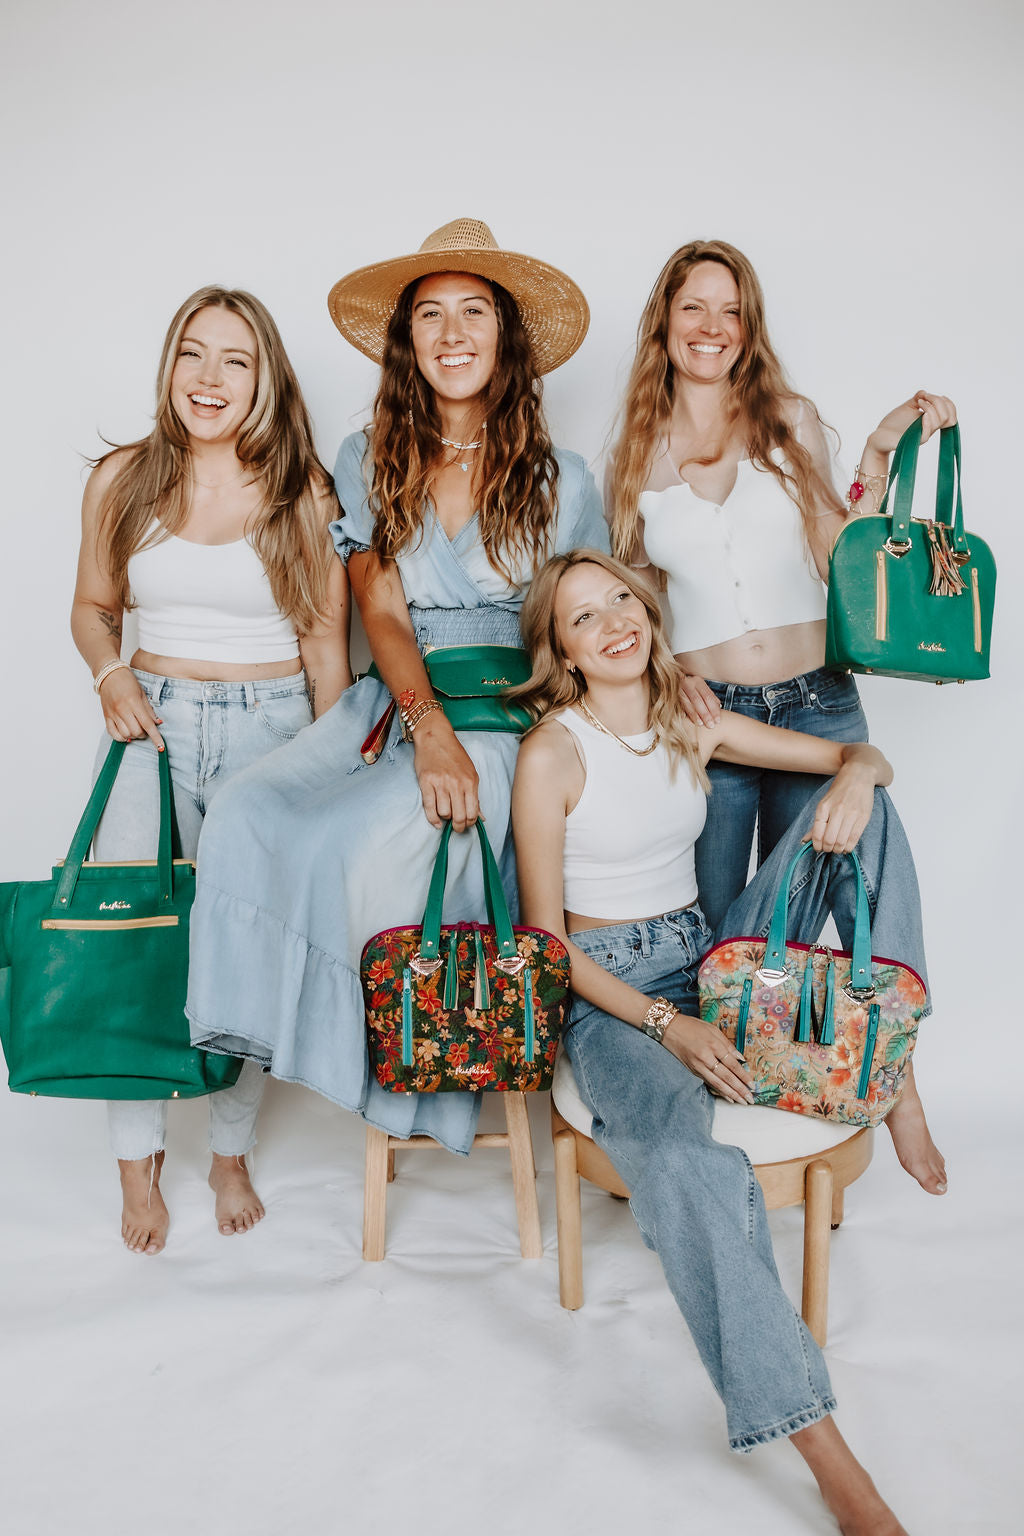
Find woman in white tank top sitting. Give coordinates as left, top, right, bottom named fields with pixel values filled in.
left=71, top=287, right=351, bottom=1253
left=606, top=239, right=951, bottom=1196
left=512, top=549, right=931, bottom=1535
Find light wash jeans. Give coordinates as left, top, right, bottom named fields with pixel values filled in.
left=93, top=670, right=312, bottom=1161
left=564, top=784, right=927, bottom=1452
left=695, top=666, right=868, bottom=931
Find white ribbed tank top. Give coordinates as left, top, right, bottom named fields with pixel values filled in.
left=127, top=531, right=299, bottom=663
left=555, top=708, right=706, bottom=920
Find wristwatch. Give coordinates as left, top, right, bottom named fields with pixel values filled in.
left=639, top=996, right=676, bottom=1044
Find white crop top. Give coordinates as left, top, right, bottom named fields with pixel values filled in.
left=556, top=709, right=706, bottom=920
left=127, top=530, right=299, bottom=663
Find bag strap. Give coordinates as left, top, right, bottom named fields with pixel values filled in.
left=419, top=820, right=518, bottom=967
left=878, top=418, right=967, bottom=555
left=759, top=843, right=874, bottom=994
left=51, top=740, right=179, bottom=913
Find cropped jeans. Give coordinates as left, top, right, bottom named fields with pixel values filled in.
left=695, top=666, right=868, bottom=931
left=93, top=670, right=312, bottom=1161
left=564, top=784, right=927, bottom=1452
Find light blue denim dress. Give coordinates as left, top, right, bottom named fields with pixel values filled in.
left=186, top=433, right=608, bottom=1153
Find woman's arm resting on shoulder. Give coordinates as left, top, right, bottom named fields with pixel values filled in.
left=676, top=666, right=722, bottom=727
left=70, top=457, right=164, bottom=748
left=701, top=712, right=891, bottom=853
left=512, top=728, right=753, bottom=1104
left=348, top=549, right=479, bottom=830
left=299, top=550, right=353, bottom=717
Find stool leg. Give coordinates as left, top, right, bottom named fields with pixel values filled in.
left=363, top=1126, right=390, bottom=1261
left=802, top=1158, right=834, bottom=1347
left=830, top=1184, right=845, bottom=1231
left=504, top=1093, right=543, bottom=1259
left=552, top=1127, right=584, bottom=1310
left=387, top=1147, right=396, bottom=1184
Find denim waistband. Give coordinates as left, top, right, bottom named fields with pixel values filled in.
left=410, top=606, right=524, bottom=651
left=705, top=664, right=848, bottom=710
left=132, top=668, right=308, bottom=706
left=571, top=903, right=706, bottom=950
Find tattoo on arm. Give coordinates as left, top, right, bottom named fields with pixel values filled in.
left=98, top=610, right=122, bottom=640
left=308, top=676, right=317, bottom=715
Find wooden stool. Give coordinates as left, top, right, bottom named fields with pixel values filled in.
left=550, top=1052, right=874, bottom=1345
left=363, top=1091, right=543, bottom=1261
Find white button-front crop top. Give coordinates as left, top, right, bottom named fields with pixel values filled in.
left=639, top=445, right=826, bottom=655
left=555, top=709, right=706, bottom=920
left=127, top=529, right=299, bottom=663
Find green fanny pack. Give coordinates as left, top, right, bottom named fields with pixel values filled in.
left=366, top=644, right=533, bottom=735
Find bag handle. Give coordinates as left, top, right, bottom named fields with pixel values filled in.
left=51, top=740, right=181, bottom=913
left=878, top=417, right=967, bottom=556
left=757, top=843, right=875, bottom=997
left=418, top=820, right=521, bottom=971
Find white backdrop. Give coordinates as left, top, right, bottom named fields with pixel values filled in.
left=2, top=3, right=1022, bottom=1533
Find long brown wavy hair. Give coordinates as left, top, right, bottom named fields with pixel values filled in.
left=365, top=274, right=560, bottom=583
left=94, top=285, right=336, bottom=632
left=608, top=240, right=842, bottom=565
left=511, top=549, right=709, bottom=790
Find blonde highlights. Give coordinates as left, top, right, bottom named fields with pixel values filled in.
left=512, top=549, right=709, bottom=791
left=608, top=240, right=842, bottom=565
left=95, top=286, right=335, bottom=633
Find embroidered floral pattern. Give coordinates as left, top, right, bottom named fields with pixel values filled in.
left=361, top=924, right=570, bottom=1093
left=698, top=940, right=926, bottom=1127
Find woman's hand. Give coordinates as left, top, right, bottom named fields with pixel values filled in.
left=662, top=1011, right=754, bottom=1104
left=805, top=756, right=878, bottom=853
left=864, top=390, right=958, bottom=460
left=412, top=714, right=480, bottom=831
left=678, top=671, right=721, bottom=727
left=98, top=669, right=165, bottom=749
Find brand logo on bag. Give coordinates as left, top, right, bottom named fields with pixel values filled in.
left=450, top=1063, right=493, bottom=1079
left=917, top=642, right=946, bottom=653
left=481, top=677, right=511, bottom=686
left=99, top=901, right=131, bottom=910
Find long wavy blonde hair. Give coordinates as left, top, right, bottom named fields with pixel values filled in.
left=364, top=275, right=560, bottom=583
left=608, top=240, right=842, bottom=565
left=94, top=285, right=335, bottom=632
left=512, top=549, right=709, bottom=790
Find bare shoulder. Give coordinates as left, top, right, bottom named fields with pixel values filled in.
left=517, top=717, right=579, bottom=775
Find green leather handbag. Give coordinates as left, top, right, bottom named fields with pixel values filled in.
left=0, top=741, right=242, bottom=1099
left=825, top=419, right=995, bottom=683
left=365, top=645, right=532, bottom=734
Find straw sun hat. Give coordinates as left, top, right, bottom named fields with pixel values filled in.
left=326, top=217, right=590, bottom=376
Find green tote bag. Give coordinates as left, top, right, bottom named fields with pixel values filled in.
left=825, top=419, right=995, bottom=684
left=0, top=741, right=242, bottom=1099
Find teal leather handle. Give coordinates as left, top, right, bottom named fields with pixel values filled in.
left=759, top=844, right=873, bottom=995
left=879, top=418, right=966, bottom=554
left=419, top=820, right=518, bottom=966
left=52, top=740, right=180, bottom=912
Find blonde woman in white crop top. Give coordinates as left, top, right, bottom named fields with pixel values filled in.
left=71, top=286, right=351, bottom=1255
left=512, top=548, right=940, bottom=1530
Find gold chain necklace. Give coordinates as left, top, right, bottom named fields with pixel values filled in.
left=577, top=697, right=660, bottom=757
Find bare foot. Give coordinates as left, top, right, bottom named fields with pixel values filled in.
left=208, top=1153, right=264, bottom=1235
left=119, top=1151, right=169, bottom=1254
left=791, top=1417, right=908, bottom=1535
left=886, top=1063, right=947, bottom=1194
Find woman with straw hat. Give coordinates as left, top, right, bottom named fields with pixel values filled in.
left=185, top=218, right=607, bottom=1153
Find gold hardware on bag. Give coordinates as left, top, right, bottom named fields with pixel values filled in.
left=883, top=537, right=912, bottom=557
left=874, top=549, right=887, bottom=641
left=40, top=916, right=180, bottom=930
left=972, top=567, right=982, bottom=653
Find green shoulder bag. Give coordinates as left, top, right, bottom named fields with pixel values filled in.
left=0, top=741, right=242, bottom=1099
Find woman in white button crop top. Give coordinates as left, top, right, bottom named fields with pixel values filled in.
left=511, top=548, right=941, bottom=1528
left=606, top=240, right=957, bottom=955
left=70, top=286, right=352, bottom=1255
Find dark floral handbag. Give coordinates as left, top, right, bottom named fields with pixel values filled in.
left=361, top=821, right=570, bottom=1093
left=698, top=845, right=927, bottom=1128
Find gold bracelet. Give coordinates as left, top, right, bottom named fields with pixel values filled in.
left=93, top=659, right=132, bottom=694
left=401, top=698, right=444, bottom=739
left=639, top=996, right=677, bottom=1044
left=847, top=465, right=887, bottom=516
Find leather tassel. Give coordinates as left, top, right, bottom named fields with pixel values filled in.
left=797, top=955, right=814, bottom=1043
left=819, top=958, right=835, bottom=1047
left=736, top=977, right=751, bottom=1055
left=927, top=521, right=967, bottom=597
left=360, top=700, right=396, bottom=764
left=443, top=931, right=460, bottom=1010
left=856, top=1002, right=881, bottom=1099
left=523, top=968, right=535, bottom=1062
left=401, top=967, right=413, bottom=1066
left=473, top=930, right=490, bottom=1011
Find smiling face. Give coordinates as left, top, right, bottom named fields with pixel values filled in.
left=170, top=304, right=258, bottom=446
left=409, top=271, right=499, bottom=414
left=554, top=561, right=653, bottom=690
left=665, top=260, right=743, bottom=386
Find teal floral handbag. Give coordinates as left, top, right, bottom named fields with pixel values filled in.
left=361, top=821, right=570, bottom=1093
left=697, top=845, right=927, bottom=1128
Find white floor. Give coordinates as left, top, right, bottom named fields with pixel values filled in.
left=1, top=1043, right=1019, bottom=1536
